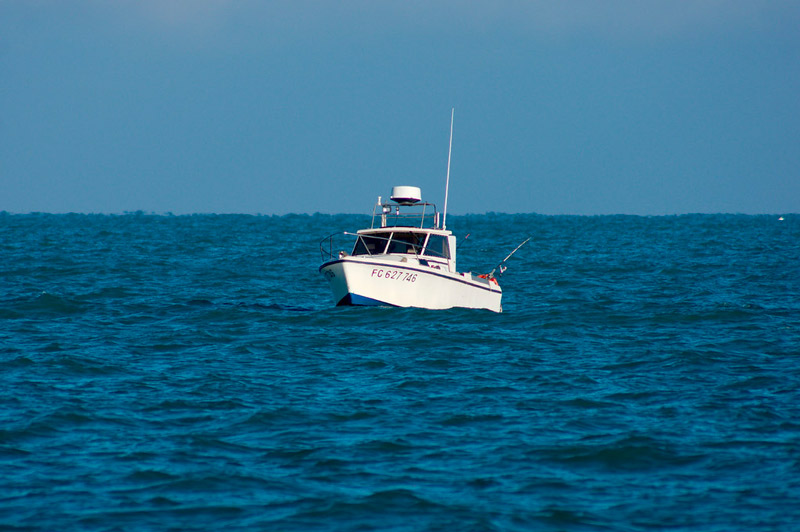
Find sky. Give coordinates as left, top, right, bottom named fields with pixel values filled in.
left=1, top=1, right=798, bottom=215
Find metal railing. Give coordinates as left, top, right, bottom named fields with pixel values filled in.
left=371, top=201, right=440, bottom=229
left=319, top=232, right=358, bottom=262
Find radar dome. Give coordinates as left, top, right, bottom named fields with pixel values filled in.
left=390, top=186, right=422, bottom=205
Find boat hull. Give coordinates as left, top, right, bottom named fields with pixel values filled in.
left=319, top=256, right=502, bottom=312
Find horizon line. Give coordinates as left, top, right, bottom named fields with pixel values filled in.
left=1, top=210, right=796, bottom=218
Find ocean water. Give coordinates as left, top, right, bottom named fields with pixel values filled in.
left=1, top=212, right=799, bottom=531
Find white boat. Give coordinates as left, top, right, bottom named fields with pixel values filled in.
left=319, top=109, right=523, bottom=312
left=319, top=185, right=503, bottom=312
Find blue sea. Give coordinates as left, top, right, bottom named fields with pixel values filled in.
left=2, top=212, right=799, bottom=531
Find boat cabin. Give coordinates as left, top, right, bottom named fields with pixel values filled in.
left=350, top=186, right=458, bottom=272
left=352, top=228, right=456, bottom=272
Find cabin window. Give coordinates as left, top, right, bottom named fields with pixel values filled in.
left=386, top=232, right=426, bottom=254
left=352, top=233, right=391, bottom=255
left=423, top=234, right=450, bottom=259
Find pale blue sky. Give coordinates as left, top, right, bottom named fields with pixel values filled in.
left=2, top=1, right=798, bottom=215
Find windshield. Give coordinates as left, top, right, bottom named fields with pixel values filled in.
left=386, top=232, right=426, bottom=254
left=352, top=232, right=430, bottom=256
left=423, top=234, right=450, bottom=259
left=352, top=233, right=391, bottom=255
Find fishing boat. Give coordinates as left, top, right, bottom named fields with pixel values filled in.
left=318, top=110, right=526, bottom=312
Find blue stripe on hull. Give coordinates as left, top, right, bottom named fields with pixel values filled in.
left=336, top=293, right=397, bottom=307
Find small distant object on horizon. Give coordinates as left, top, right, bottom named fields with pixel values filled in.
left=779, top=216, right=785, bottom=221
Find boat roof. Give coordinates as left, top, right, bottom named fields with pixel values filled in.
left=358, top=226, right=451, bottom=236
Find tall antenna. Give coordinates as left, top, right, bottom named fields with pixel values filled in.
left=443, top=107, right=454, bottom=230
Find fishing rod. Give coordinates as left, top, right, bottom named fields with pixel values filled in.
left=489, top=237, right=531, bottom=277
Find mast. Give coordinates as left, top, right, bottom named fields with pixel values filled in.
left=442, top=107, right=454, bottom=230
